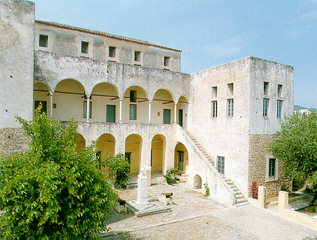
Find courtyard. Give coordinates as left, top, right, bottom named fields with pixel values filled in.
left=102, top=178, right=317, bottom=240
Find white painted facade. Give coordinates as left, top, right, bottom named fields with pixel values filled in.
left=0, top=0, right=294, bottom=206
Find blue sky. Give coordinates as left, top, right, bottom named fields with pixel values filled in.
left=30, top=0, right=317, bottom=108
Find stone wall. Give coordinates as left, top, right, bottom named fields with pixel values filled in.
left=0, top=128, right=30, bottom=155
left=248, top=134, right=291, bottom=198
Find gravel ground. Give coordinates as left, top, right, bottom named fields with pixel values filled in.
left=103, top=179, right=317, bottom=240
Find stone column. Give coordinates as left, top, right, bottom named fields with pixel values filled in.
left=258, top=186, right=266, bottom=208
left=144, top=165, right=151, bottom=187
left=137, top=171, right=148, bottom=204
left=148, top=100, right=152, bottom=124
left=49, top=94, right=53, bottom=118
left=278, top=191, right=289, bottom=213
left=86, top=97, right=90, bottom=122
left=174, top=102, right=177, bottom=124
left=119, top=99, right=123, bottom=123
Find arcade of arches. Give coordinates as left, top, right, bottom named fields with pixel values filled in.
left=74, top=133, right=188, bottom=176
left=33, top=80, right=189, bottom=126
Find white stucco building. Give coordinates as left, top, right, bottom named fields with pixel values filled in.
left=0, top=0, right=294, bottom=206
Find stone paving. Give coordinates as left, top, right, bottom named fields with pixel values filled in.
left=103, top=179, right=317, bottom=240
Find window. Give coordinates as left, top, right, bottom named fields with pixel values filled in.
left=211, top=101, right=217, bottom=118
left=34, top=100, right=47, bottom=113
left=264, top=82, right=269, bottom=95
left=212, top=86, right=217, bottom=98
left=134, top=51, right=141, bottom=61
left=106, top=105, right=116, bottom=122
left=81, top=41, right=89, bottom=54
left=266, top=157, right=278, bottom=181
left=109, top=46, right=116, bottom=58
left=277, top=100, right=283, bottom=118
left=129, top=104, right=137, bottom=120
left=83, top=101, right=92, bottom=118
left=130, top=90, right=137, bottom=102
left=227, top=99, right=234, bottom=117
left=163, top=109, right=171, bottom=124
left=39, top=34, right=48, bottom=47
left=278, top=84, right=283, bottom=98
left=227, top=83, right=234, bottom=96
left=217, top=156, right=225, bottom=174
left=164, top=56, right=170, bottom=67
left=263, top=98, right=269, bottom=117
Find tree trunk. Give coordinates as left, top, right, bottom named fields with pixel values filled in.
left=309, top=191, right=317, bottom=206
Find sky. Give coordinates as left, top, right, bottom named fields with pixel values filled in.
left=30, top=0, right=317, bottom=108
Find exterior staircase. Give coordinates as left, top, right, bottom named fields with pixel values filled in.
left=224, top=178, right=248, bottom=206
left=183, top=128, right=248, bottom=206
left=183, top=129, right=214, bottom=166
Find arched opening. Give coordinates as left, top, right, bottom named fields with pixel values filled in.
left=75, top=134, right=86, bottom=150
left=125, top=134, right=142, bottom=174
left=123, top=86, right=148, bottom=123
left=177, top=96, right=189, bottom=128
left=193, top=174, right=202, bottom=189
left=152, top=89, right=174, bottom=124
left=34, top=82, right=51, bottom=115
left=91, top=83, right=119, bottom=123
left=174, top=142, right=188, bottom=173
left=96, top=133, right=116, bottom=173
left=53, top=79, right=86, bottom=121
left=151, top=134, right=166, bottom=174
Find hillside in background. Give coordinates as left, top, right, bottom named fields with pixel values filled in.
left=294, top=105, right=317, bottom=112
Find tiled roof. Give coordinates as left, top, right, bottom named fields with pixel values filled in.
left=35, top=20, right=181, bottom=52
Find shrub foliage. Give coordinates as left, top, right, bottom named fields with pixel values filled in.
left=105, top=154, right=130, bottom=189
left=271, top=113, right=317, bottom=205
left=0, top=110, right=117, bottom=239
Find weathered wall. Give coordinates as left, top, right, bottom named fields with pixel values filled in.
left=249, top=57, right=294, bottom=134
left=34, top=51, right=189, bottom=102
left=0, top=128, right=30, bottom=155
left=248, top=134, right=291, bottom=198
left=189, top=57, right=251, bottom=196
left=0, top=0, right=35, bottom=128
left=35, top=22, right=181, bottom=72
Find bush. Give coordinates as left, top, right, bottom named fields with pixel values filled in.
left=164, top=168, right=180, bottom=185
left=204, top=183, right=210, bottom=197
left=0, top=109, right=117, bottom=239
left=105, top=154, right=130, bottom=189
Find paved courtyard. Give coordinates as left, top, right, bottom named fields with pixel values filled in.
left=102, top=180, right=317, bottom=240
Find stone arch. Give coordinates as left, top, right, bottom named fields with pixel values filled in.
left=151, top=134, right=166, bottom=174
left=152, top=89, right=175, bottom=124
left=122, top=86, right=149, bottom=123
left=53, top=79, right=86, bottom=121
left=75, top=133, right=86, bottom=150
left=174, top=142, right=189, bottom=173
left=125, top=134, right=142, bottom=174
left=193, top=174, right=202, bottom=189
left=96, top=133, right=116, bottom=173
left=177, top=96, right=189, bottom=128
left=34, top=82, right=51, bottom=115
left=91, top=82, right=120, bottom=123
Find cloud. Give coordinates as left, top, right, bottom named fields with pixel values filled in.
left=204, top=36, right=247, bottom=59
left=298, top=10, right=317, bottom=20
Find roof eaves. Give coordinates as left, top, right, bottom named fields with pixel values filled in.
left=35, top=20, right=182, bottom=52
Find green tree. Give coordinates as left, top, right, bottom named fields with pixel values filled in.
left=0, top=109, right=117, bottom=239
left=104, top=154, right=130, bottom=189
left=271, top=113, right=317, bottom=206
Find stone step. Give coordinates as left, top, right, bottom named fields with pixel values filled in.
left=235, top=201, right=249, bottom=207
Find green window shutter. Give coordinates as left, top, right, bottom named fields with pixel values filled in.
left=106, top=105, right=116, bottom=122
left=163, top=109, right=171, bottom=124
left=129, top=104, right=137, bottom=120
left=83, top=101, right=92, bottom=118
left=83, top=101, right=87, bottom=118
